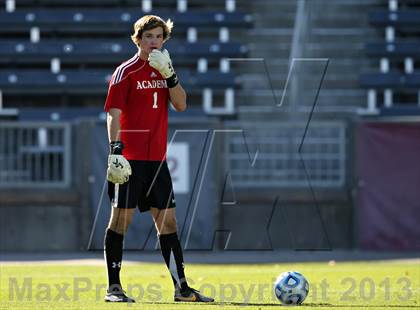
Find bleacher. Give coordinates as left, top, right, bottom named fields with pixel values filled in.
left=0, top=0, right=253, bottom=115
left=360, top=0, right=420, bottom=114
left=0, top=40, right=247, bottom=64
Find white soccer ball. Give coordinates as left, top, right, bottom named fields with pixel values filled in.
left=273, top=271, right=309, bottom=305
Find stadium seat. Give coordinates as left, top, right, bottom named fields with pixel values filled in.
left=379, top=104, right=420, bottom=116
left=0, top=9, right=253, bottom=33
left=35, top=0, right=124, bottom=6
left=20, top=0, right=233, bottom=8
left=0, top=39, right=248, bottom=64
left=0, top=1, right=251, bottom=112
left=359, top=72, right=420, bottom=89
left=0, top=69, right=238, bottom=94
left=12, top=0, right=122, bottom=6
left=369, top=10, right=420, bottom=29
left=365, top=41, right=420, bottom=59
left=360, top=1, right=420, bottom=113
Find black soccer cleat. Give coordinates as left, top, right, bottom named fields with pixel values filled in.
left=104, top=288, right=135, bottom=303
left=174, top=286, right=214, bottom=302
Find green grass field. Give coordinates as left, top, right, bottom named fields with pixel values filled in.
left=0, top=259, right=419, bottom=309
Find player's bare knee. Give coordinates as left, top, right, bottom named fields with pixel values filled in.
left=160, top=217, right=177, bottom=234
left=107, top=208, right=135, bottom=235
left=108, top=220, right=127, bottom=235
left=168, top=217, right=177, bottom=232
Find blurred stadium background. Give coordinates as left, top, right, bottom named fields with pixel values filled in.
left=0, top=0, right=419, bottom=258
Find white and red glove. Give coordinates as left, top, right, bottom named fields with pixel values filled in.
left=148, top=49, right=179, bottom=88
left=106, top=141, right=131, bottom=184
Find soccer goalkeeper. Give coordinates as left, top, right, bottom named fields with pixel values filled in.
left=104, top=15, right=214, bottom=303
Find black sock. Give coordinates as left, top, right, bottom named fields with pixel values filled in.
left=104, top=228, right=124, bottom=291
left=159, top=232, right=188, bottom=291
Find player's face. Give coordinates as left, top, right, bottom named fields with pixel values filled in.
left=139, top=27, right=164, bottom=54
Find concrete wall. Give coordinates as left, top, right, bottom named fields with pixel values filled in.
left=0, top=121, right=92, bottom=252
left=0, top=118, right=354, bottom=251
left=218, top=189, right=353, bottom=250
left=0, top=204, right=79, bottom=251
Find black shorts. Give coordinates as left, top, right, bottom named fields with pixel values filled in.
left=107, top=160, right=176, bottom=212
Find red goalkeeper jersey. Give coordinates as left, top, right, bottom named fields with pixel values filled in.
left=104, top=54, right=170, bottom=161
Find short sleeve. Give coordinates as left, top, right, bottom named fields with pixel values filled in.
left=104, top=75, right=130, bottom=112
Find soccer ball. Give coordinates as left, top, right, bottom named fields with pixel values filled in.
left=273, top=271, right=309, bottom=305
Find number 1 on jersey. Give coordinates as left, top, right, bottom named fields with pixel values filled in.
left=153, top=92, right=158, bottom=109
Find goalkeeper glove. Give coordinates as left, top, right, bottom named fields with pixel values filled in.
left=148, top=49, right=179, bottom=88
left=106, top=141, right=132, bottom=184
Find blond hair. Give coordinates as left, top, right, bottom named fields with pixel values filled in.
left=131, top=15, right=173, bottom=47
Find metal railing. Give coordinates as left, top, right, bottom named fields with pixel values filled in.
left=0, top=122, right=71, bottom=188
left=225, top=121, right=346, bottom=188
